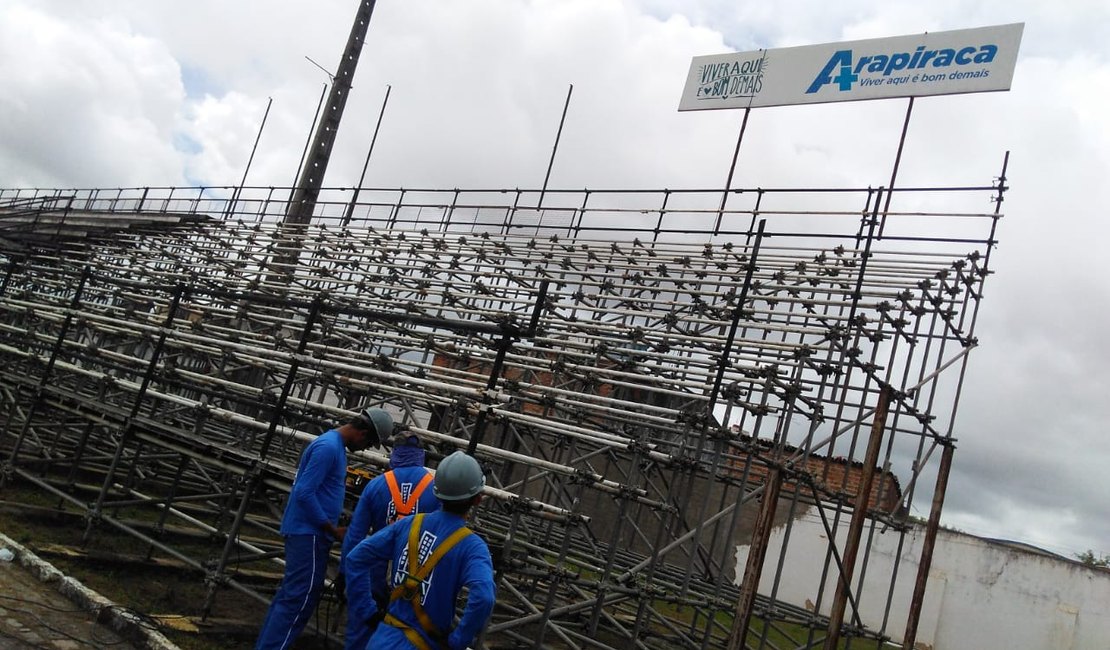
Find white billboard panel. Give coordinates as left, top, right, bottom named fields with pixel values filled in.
left=679, top=23, right=1024, bottom=111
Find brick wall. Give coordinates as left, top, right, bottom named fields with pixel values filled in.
left=432, top=350, right=904, bottom=518
left=727, top=447, right=903, bottom=515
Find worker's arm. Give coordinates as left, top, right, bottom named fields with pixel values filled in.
left=341, top=477, right=380, bottom=566
left=345, top=520, right=399, bottom=623
left=448, top=541, right=497, bottom=650
left=291, top=440, right=339, bottom=536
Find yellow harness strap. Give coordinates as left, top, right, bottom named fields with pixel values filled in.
left=385, top=513, right=473, bottom=650
left=384, top=613, right=434, bottom=650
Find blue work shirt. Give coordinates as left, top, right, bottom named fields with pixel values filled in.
left=280, top=429, right=346, bottom=536
left=345, top=511, right=496, bottom=650
left=340, top=466, right=440, bottom=571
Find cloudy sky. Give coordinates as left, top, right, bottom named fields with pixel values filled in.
left=1, top=0, right=1107, bottom=559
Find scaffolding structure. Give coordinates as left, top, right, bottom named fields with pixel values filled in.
left=0, top=173, right=1005, bottom=649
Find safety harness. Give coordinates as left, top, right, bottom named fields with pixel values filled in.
left=384, top=470, right=434, bottom=525
left=384, top=513, right=472, bottom=650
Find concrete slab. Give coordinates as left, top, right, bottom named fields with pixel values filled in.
left=0, top=554, right=137, bottom=648
left=0, top=532, right=180, bottom=650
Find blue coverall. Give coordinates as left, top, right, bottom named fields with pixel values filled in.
left=255, top=429, right=347, bottom=650
left=345, top=510, right=496, bottom=650
left=340, top=465, right=440, bottom=650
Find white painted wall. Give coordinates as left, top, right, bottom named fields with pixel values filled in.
left=734, top=507, right=1110, bottom=650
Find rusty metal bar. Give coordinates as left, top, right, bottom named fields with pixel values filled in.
left=824, top=384, right=893, bottom=649
left=902, top=441, right=954, bottom=649
left=727, top=464, right=784, bottom=650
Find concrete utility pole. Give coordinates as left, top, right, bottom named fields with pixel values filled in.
left=284, top=0, right=378, bottom=225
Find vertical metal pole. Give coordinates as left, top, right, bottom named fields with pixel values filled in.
left=84, top=283, right=187, bottom=543
left=709, top=220, right=765, bottom=409
left=570, top=189, right=590, bottom=238
left=714, top=107, right=752, bottom=234
left=387, top=189, right=406, bottom=229
left=902, top=441, right=954, bottom=649
left=153, top=456, right=190, bottom=538
left=531, top=487, right=583, bottom=650
left=466, top=280, right=548, bottom=455
left=0, top=258, right=17, bottom=300
left=2, top=267, right=91, bottom=478
left=727, top=464, right=784, bottom=650
left=265, top=83, right=320, bottom=286
left=202, top=467, right=262, bottom=616
left=65, top=422, right=96, bottom=488
left=701, top=453, right=756, bottom=649
left=538, top=84, right=574, bottom=210
left=204, top=298, right=326, bottom=611
left=824, top=384, right=893, bottom=649
left=226, top=97, right=273, bottom=220
left=878, top=97, right=914, bottom=237
left=587, top=482, right=633, bottom=634
left=468, top=334, right=512, bottom=454
left=291, top=83, right=330, bottom=200
left=258, top=297, right=325, bottom=458
left=475, top=503, right=524, bottom=649
left=631, top=491, right=680, bottom=642
left=502, top=189, right=522, bottom=236
left=259, top=187, right=276, bottom=224
left=286, top=0, right=379, bottom=225
left=191, top=187, right=206, bottom=214
left=651, top=190, right=671, bottom=243
left=685, top=219, right=766, bottom=600
left=440, top=189, right=460, bottom=231
left=898, top=154, right=1006, bottom=647
left=64, top=380, right=107, bottom=491
left=343, top=85, right=392, bottom=227
left=525, top=280, right=550, bottom=337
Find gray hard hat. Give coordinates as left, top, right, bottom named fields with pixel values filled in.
left=433, top=451, right=485, bottom=502
left=357, top=407, right=394, bottom=446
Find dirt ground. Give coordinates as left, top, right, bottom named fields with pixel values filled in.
left=0, top=481, right=306, bottom=650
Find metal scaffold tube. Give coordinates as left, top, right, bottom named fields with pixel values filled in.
left=0, top=178, right=1004, bottom=649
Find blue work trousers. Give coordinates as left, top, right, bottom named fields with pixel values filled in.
left=255, top=534, right=332, bottom=650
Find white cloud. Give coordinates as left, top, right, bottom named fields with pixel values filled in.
left=0, top=4, right=186, bottom=186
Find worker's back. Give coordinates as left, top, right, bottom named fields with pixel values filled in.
left=352, top=510, right=495, bottom=649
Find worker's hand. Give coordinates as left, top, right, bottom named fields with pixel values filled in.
left=367, top=607, right=386, bottom=632
left=324, top=523, right=347, bottom=541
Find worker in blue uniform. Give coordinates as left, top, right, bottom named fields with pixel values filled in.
left=340, top=432, right=440, bottom=650
left=255, top=407, right=395, bottom=650
left=345, top=451, right=496, bottom=650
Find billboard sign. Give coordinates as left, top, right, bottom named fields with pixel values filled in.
left=678, top=23, right=1024, bottom=111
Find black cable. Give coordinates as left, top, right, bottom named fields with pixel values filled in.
left=0, top=592, right=85, bottom=614
left=0, top=585, right=159, bottom=643
left=0, top=625, right=54, bottom=650
left=0, top=601, right=108, bottom=648
left=104, top=604, right=165, bottom=632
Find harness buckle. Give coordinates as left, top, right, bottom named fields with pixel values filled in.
left=398, top=571, right=422, bottom=600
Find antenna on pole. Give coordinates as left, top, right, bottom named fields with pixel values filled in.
left=304, top=56, right=336, bottom=82
left=283, top=0, right=378, bottom=226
